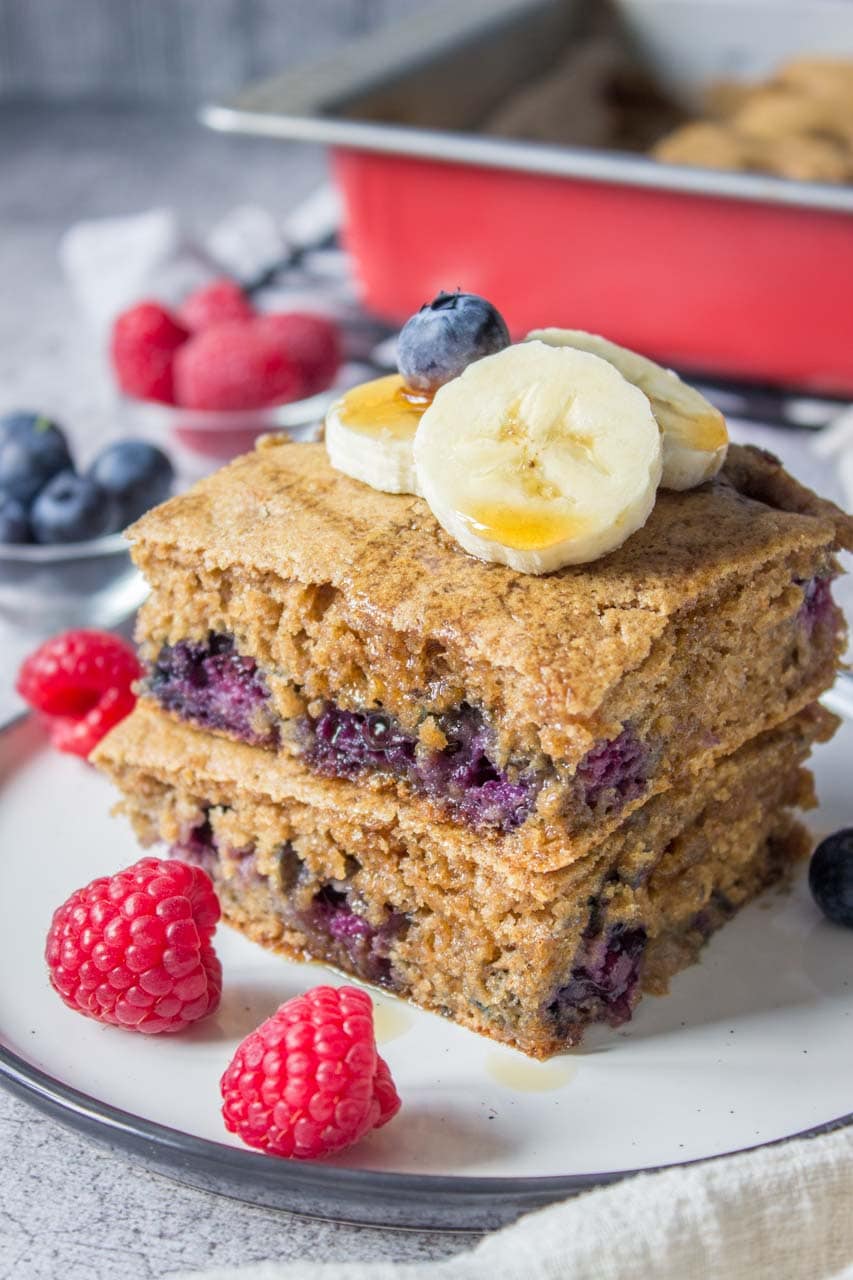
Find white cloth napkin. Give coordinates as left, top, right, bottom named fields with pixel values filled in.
left=57, top=205, right=289, bottom=338
left=169, top=1126, right=853, bottom=1280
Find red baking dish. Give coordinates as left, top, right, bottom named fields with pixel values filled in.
left=333, top=146, right=853, bottom=392
left=203, top=0, right=853, bottom=392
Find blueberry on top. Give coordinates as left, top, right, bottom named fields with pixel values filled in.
left=0, top=411, right=73, bottom=504
left=88, top=440, right=174, bottom=524
left=0, top=490, right=32, bottom=544
left=808, top=828, right=853, bottom=929
left=396, top=291, right=511, bottom=394
left=30, top=470, right=120, bottom=544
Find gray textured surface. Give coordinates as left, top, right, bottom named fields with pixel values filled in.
left=0, top=101, right=468, bottom=1279
left=0, top=0, right=431, bottom=103
left=0, top=1090, right=466, bottom=1279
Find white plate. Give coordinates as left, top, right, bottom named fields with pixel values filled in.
left=1, top=692, right=851, bottom=1229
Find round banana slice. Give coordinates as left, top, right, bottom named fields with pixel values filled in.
left=413, top=341, right=662, bottom=575
left=527, top=328, right=728, bottom=491
left=325, top=373, right=428, bottom=494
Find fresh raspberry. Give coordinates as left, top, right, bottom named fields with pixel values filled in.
left=174, top=320, right=305, bottom=411
left=111, top=302, right=189, bottom=404
left=178, top=278, right=254, bottom=332
left=372, top=1054, right=403, bottom=1127
left=16, top=629, right=141, bottom=757
left=46, top=856, right=222, bottom=1034
left=258, top=312, right=341, bottom=396
left=47, top=682, right=139, bottom=757
left=220, top=985, right=401, bottom=1159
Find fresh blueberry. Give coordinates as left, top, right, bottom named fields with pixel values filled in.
left=0, top=411, right=73, bottom=503
left=0, top=490, right=32, bottom=544
left=809, top=829, right=853, bottom=928
left=30, top=470, right=119, bottom=544
left=396, top=291, right=511, bottom=393
left=88, top=440, right=174, bottom=523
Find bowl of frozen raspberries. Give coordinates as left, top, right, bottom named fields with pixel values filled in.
left=0, top=412, right=173, bottom=631
left=111, top=278, right=343, bottom=468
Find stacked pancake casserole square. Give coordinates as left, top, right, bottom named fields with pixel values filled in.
left=94, top=307, right=853, bottom=1058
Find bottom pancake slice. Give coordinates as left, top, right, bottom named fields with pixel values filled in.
left=94, top=703, right=834, bottom=1058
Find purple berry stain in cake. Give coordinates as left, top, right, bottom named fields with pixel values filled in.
left=171, top=818, right=257, bottom=883
left=796, top=575, right=835, bottom=638
left=172, top=820, right=406, bottom=988
left=304, top=701, right=539, bottom=832
left=171, top=817, right=218, bottom=877
left=308, top=706, right=416, bottom=777
left=577, top=727, right=648, bottom=813
left=149, top=633, right=278, bottom=747
left=308, top=886, right=406, bottom=988
left=548, top=923, right=647, bottom=1033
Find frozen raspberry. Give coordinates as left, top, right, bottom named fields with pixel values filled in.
left=220, top=985, right=401, bottom=1159
left=258, top=312, right=341, bottom=396
left=174, top=320, right=305, bottom=411
left=16, top=629, right=141, bottom=756
left=111, top=302, right=189, bottom=404
left=178, top=278, right=254, bottom=332
left=46, top=856, right=222, bottom=1034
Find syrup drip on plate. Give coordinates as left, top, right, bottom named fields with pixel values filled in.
left=485, top=1051, right=577, bottom=1093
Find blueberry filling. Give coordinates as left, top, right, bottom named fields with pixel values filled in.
left=306, top=886, right=407, bottom=988
left=149, top=633, right=278, bottom=747
left=150, top=633, right=652, bottom=831
left=548, top=923, right=647, bottom=1032
left=307, top=706, right=416, bottom=777
left=172, top=817, right=218, bottom=877
left=576, top=727, right=649, bottom=812
left=303, top=701, right=539, bottom=832
left=172, top=823, right=406, bottom=989
left=796, top=575, right=835, bottom=638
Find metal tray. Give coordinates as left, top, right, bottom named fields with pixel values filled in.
left=203, top=0, right=853, bottom=391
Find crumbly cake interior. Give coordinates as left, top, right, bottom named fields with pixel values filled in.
left=130, top=440, right=852, bottom=844
left=94, top=702, right=832, bottom=1058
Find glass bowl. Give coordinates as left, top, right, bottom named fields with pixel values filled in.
left=0, top=533, right=147, bottom=634
left=119, top=388, right=341, bottom=477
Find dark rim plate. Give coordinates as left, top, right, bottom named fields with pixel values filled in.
left=1, top=1039, right=850, bottom=1231
left=1, top=706, right=851, bottom=1231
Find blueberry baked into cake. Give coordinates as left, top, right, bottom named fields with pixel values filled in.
left=94, top=295, right=853, bottom=1058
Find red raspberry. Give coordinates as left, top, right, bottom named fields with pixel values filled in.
left=174, top=320, right=305, bottom=411
left=178, top=278, right=254, bottom=332
left=220, top=985, right=401, bottom=1159
left=111, top=301, right=189, bottom=404
left=258, top=312, right=341, bottom=396
left=16, top=629, right=141, bottom=757
left=46, top=857, right=222, bottom=1034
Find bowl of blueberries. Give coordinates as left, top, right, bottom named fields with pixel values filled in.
left=0, top=411, right=173, bottom=631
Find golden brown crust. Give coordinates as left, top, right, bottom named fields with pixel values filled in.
left=129, top=440, right=850, bottom=731
left=128, top=441, right=849, bottom=701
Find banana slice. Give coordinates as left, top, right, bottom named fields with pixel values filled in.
left=527, top=328, right=728, bottom=490
left=325, top=373, right=427, bottom=494
left=413, top=341, right=662, bottom=574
